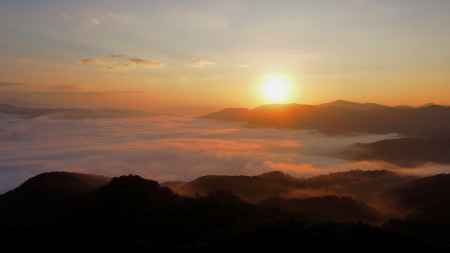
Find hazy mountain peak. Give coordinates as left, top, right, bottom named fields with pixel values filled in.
left=327, top=99, right=359, bottom=105
left=256, top=171, right=294, bottom=180
left=419, top=103, right=448, bottom=109
left=320, top=100, right=386, bottom=110
left=315, top=170, right=398, bottom=179
left=205, top=100, right=450, bottom=136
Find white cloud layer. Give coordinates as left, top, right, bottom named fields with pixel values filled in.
left=0, top=115, right=446, bottom=193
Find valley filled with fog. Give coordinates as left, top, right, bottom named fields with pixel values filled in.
left=1, top=114, right=445, bottom=193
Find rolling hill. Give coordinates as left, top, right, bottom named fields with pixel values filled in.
left=1, top=170, right=449, bottom=250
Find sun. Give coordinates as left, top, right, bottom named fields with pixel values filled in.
left=261, top=74, right=292, bottom=103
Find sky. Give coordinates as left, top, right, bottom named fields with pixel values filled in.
left=1, top=0, right=450, bottom=110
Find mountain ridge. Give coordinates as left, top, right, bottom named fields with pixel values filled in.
left=204, top=100, right=450, bottom=137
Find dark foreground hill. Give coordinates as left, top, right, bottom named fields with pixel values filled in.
left=166, top=171, right=302, bottom=202
left=167, top=170, right=414, bottom=207
left=383, top=174, right=450, bottom=221
left=260, top=196, right=382, bottom=223
left=1, top=171, right=450, bottom=250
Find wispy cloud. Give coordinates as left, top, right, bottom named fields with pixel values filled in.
left=80, top=55, right=163, bottom=71
left=0, top=82, right=24, bottom=88
left=189, top=59, right=216, bottom=68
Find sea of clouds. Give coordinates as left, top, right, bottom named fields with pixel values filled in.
left=0, top=114, right=447, bottom=193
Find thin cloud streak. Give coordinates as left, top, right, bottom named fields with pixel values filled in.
left=189, top=59, right=216, bottom=68
left=80, top=55, right=163, bottom=71
left=0, top=82, right=24, bottom=88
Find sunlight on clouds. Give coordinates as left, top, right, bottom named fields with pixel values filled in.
left=0, top=114, right=429, bottom=193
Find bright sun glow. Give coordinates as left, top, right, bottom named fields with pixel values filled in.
left=261, top=74, right=292, bottom=103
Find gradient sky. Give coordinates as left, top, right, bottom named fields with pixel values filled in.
left=1, top=0, right=450, bottom=110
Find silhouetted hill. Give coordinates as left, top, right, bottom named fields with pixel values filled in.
left=0, top=172, right=110, bottom=225
left=303, top=170, right=415, bottom=201
left=384, top=174, right=450, bottom=222
left=168, top=171, right=301, bottom=202
left=0, top=171, right=109, bottom=202
left=0, top=173, right=274, bottom=250
left=389, top=174, right=450, bottom=209
left=261, top=196, right=382, bottom=223
left=0, top=171, right=447, bottom=250
left=204, top=100, right=450, bottom=137
left=343, top=138, right=450, bottom=166
left=169, top=170, right=413, bottom=206
left=95, top=175, right=177, bottom=208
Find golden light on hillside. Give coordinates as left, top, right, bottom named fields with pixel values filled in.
left=261, top=74, right=293, bottom=103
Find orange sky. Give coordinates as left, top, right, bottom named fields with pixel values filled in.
left=1, top=0, right=450, bottom=110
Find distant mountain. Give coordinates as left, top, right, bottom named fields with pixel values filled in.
left=0, top=104, right=148, bottom=119
left=342, top=138, right=450, bottom=166
left=318, top=100, right=390, bottom=111
left=204, top=100, right=450, bottom=137
left=204, top=107, right=250, bottom=121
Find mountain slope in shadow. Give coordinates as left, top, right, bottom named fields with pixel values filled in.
left=0, top=172, right=110, bottom=225
left=384, top=174, right=450, bottom=222
left=303, top=170, right=416, bottom=202
left=260, top=195, right=382, bottom=223
left=1, top=171, right=449, bottom=250
left=168, top=171, right=301, bottom=202
left=168, top=170, right=415, bottom=206
left=0, top=171, right=109, bottom=206
left=343, top=138, right=450, bottom=166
